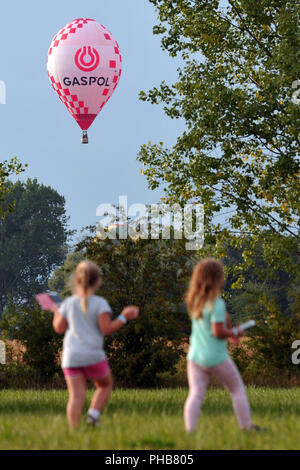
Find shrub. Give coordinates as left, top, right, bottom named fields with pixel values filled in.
left=76, top=236, right=193, bottom=387
left=231, top=293, right=300, bottom=379
left=0, top=303, right=63, bottom=383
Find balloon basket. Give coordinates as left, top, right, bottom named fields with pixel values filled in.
left=82, top=131, right=89, bottom=144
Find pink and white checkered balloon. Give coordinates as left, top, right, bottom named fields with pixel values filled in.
left=47, top=18, right=122, bottom=141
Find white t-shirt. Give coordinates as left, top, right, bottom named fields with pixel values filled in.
left=59, top=295, right=112, bottom=368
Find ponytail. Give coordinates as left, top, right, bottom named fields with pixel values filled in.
left=81, top=297, right=88, bottom=315
left=74, top=261, right=102, bottom=314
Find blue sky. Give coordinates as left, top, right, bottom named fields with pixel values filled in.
left=0, top=0, right=184, bottom=241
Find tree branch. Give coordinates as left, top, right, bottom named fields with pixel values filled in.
left=228, top=0, right=273, bottom=57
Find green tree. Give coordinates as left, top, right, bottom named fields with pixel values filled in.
left=0, top=302, right=62, bottom=382
left=0, top=157, right=26, bottom=218
left=75, top=233, right=193, bottom=387
left=222, top=237, right=298, bottom=313
left=139, top=0, right=300, bottom=283
left=231, top=291, right=300, bottom=379
left=0, top=179, right=70, bottom=314
left=48, top=251, right=85, bottom=297
left=220, top=241, right=300, bottom=380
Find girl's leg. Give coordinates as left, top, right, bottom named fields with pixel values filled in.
left=212, top=358, right=253, bottom=429
left=65, top=375, right=87, bottom=429
left=184, top=361, right=210, bottom=432
left=90, top=371, right=113, bottom=413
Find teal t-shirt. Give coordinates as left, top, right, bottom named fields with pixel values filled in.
left=187, top=297, right=228, bottom=367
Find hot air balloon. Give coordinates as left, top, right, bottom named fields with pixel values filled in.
left=47, top=18, right=122, bottom=143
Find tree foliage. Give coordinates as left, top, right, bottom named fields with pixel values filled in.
left=0, top=303, right=63, bottom=381
left=75, top=234, right=193, bottom=386
left=0, top=179, right=70, bottom=314
left=231, top=289, right=300, bottom=378
left=139, top=0, right=300, bottom=282
left=0, top=157, right=26, bottom=219
left=48, top=251, right=85, bottom=297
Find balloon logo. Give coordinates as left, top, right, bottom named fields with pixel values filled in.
left=47, top=18, right=122, bottom=144
left=75, top=47, right=100, bottom=72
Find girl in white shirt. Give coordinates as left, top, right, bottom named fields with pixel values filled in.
left=52, top=260, right=139, bottom=429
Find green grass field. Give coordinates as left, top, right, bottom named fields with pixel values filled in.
left=0, top=387, right=299, bottom=450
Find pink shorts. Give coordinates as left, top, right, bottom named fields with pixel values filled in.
left=63, top=359, right=110, bottom=380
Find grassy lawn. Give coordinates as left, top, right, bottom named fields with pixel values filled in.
left=0, top=387, right=299, bottom=450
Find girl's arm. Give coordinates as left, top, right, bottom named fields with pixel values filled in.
left=98, top=306, right=139, bottom=335
left=226, top=312, right=241, bottom=344
left=51, top=304, right=68, bottom=335
left=226, top=312, right=232, bottom=328
left=211, top=321, right=242, bottom=339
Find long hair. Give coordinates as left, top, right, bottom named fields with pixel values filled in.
left=73, top=260, right=102, bottom=314
left=186, top=258, right=224, bottom=319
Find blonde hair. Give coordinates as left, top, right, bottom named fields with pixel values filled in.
left=74, top=260, right=102, bottom=314
left=186, top=258, right=224, bottom=319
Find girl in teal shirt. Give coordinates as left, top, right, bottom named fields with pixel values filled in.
left=184, top=258, right=256, bottom=432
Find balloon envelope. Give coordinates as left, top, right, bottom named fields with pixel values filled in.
left=47, top=18, right=122, bottom=133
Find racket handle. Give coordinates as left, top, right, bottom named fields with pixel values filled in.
left=239, top=320, right=256, bottom=332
